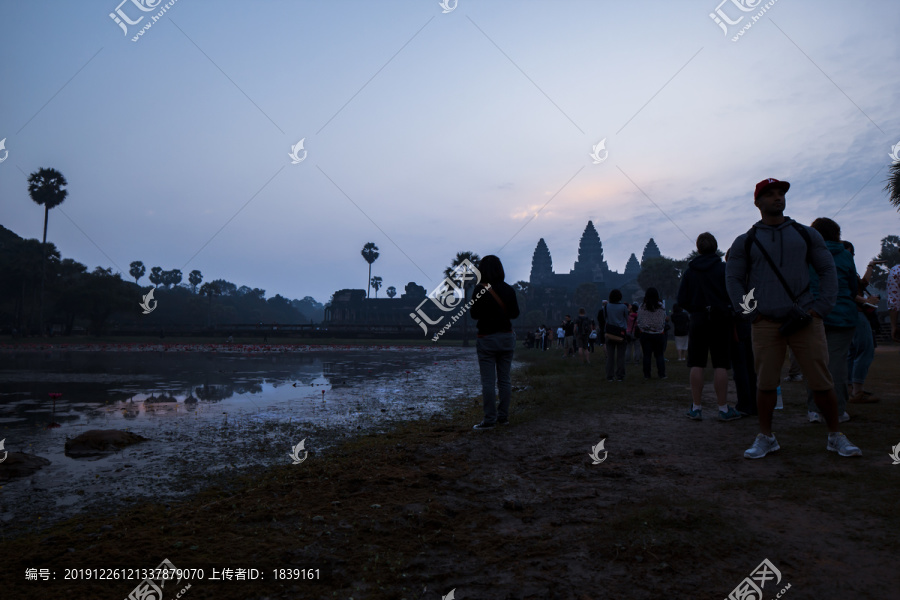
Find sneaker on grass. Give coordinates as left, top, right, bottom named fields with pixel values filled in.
left=839, top=412, right=850, bottom=423
left=808, top=411, right=822, bottom=423
left=827, top=432, right=861, bottom=456
left=472, top=421, right=495, bottom=430
left=744, top=433, right=780, bottom=459
left=718, top=406, right=742, bottom=421
left=686, top=407, right=702, bottom=421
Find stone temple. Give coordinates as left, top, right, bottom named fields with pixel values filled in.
left=526, top=221, right=659, bottom=322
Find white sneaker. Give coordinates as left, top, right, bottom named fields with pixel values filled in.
left=839, top=412, right=850, bottom=423
left=808, top=411, right=822, bottom=423
left=827, top=432, right=861, bottom=457
left=744, top=433, right=780, bottom=459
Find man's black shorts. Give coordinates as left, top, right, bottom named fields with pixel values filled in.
left=687, top=312, right=732, bottom=369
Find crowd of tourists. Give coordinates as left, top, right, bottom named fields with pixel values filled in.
left=466, top=178, right=900, bottom=460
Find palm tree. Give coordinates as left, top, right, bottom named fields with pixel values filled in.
left=444, top=251, right=481, bottom=347
left=188, top=269, right=203, bottom=293
left=149, top=266, right=163, bottom=287
left=163, top=269, right=182, bottom=288
left=361, top=243, right=379, bottom=298
left=886, top=161, right=900, bottom=212
left=27, top=167, right=68, bottom=335
left=129, top=261, right=146, bottom=285
left=386, top=286, right=397, bottom=299
left=200, top=281, right=221, bottom=327
left=370, top=276, right=383, bottom=298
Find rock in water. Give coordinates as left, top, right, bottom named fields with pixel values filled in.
left=0, top=453, right=52, bottom=481
left=64, top=429, right=149, bottom=458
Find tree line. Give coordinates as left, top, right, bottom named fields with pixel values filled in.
left=2, top=166, right=324, bottom=336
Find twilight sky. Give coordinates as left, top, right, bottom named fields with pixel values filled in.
left=2, top=0, right=899, bottom=305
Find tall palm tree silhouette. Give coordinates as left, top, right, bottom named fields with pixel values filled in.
left=27, top=167, right=68, bottom=335
left=886, top=161, right=900, bottom=212
left=361, top=242, right=379, bottom=298
left=445, top=251, right=480, bottom=347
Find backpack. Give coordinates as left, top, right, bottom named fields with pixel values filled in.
left=576, top=316, right=591, bottom=335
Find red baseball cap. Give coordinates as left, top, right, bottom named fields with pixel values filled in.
left=754, top=178, right=790, bottom=200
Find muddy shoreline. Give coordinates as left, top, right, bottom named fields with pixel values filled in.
left=2, top=345, right=898, bottom=599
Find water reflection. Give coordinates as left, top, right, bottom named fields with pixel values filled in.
left=0, top=346, right=484, bottom=534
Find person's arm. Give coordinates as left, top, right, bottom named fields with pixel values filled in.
left=887, top=267, right=900, bottom=341
left=725, top=236, right=749, bottom=313
left=503, top=284, right=520, bottom=320
left=860, top=260, right=875, bottom=288
left=808, top=229, right=837, bottom=319
left=677, top=273, right=689, bottom=311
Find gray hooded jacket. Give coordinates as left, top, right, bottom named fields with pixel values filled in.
left=725, top=218, right=837, bottom=320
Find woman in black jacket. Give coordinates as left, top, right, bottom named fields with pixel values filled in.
left=469, top=255, right=520, bottom=430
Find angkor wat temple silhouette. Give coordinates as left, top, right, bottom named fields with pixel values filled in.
left=325, top=221, right=661, bottom=329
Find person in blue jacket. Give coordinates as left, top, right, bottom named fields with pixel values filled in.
left=806, top=217, right=858, bottom=424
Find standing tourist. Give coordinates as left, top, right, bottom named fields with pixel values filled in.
left=725, top=178, right=861, bottom=458
left=637, top=287, right=668, bottom=379
left=678, top=233, right=740, bottom=421
left=670, top=304, right=690, bottom=361
left=804, top=218, right=858, bottom=425
left=470, top=255, right=520, bottom=430
left=603, top=290, right=629, bottom=381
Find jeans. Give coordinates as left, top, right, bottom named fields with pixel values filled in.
left=847, top=312, right=874, bottom=385
left=806, top=325, right=855, bottom=416
left=605, top=338, right=627, bottom=379
left=626, top=338, right=642, bottom=363
left=476, top=332, right=516, bottom=424
left=640, top=333, right=667, bottom=378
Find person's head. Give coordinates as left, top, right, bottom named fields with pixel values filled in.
left=609, top=289, right=622, bottom=303
left=578, top=307, right=585, bottom=316
left=754, top=178, right=790, bottom=217
left=477, top=255, right=505, bottom=285
left=810, top=217, right=841, bottom=242
left=696, top=232, right=718, bottom=255
left=843, top=240, right=855, bottom=256
left=643, top=287, right=661, bottom=311
left=631, top=303, right=639, bottom=312
left=673, top=303, right=683, bottom=313
left=564, top=315, right=571, bottom=321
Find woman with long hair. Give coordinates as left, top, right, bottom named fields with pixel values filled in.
left=637, top=287, right=669, bottom=379
left=469, top=255, right=520, bottom=430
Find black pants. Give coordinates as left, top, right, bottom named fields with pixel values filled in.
left=640, top=333, right=666, bottom=378
left=730, top=321, right=757, bottom=414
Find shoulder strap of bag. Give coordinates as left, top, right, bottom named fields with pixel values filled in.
left=486, top=285, right=507, bottom=314
left=746, top=222, right=812, bottom=273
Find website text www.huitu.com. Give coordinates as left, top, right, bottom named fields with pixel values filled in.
left=731, top=0, right=779, bottom=42
left=131, top=0, right=180, bottom=42
left=431, top=284, right=491, bottom=342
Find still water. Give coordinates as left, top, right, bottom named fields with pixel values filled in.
left=0, top=345, right=485, bottom=534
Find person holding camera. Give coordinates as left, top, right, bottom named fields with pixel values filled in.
left=725, top=178, right=861, bottom=459
left=843, top=242, right=880, bottom=404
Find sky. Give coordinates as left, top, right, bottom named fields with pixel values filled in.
left=2, top=0, right=899, bottom=305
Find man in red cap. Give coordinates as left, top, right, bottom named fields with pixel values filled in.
left=725, top=178, right=862, bottom=459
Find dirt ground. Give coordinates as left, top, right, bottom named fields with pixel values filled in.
left=2, top=344, right=898, bottom=599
